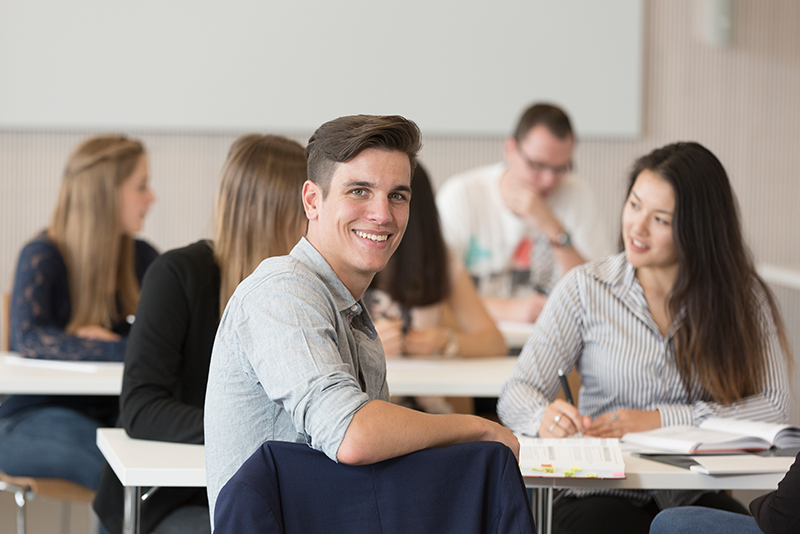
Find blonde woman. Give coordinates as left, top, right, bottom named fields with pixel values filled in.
left=93, top=134, right=307, bottom=534
left=0, top=135, right=157, bottom=490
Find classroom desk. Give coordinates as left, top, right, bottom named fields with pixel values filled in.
left=0, top=351, right=515, bottom=398
left=524, top=451, right=786, bottom=534
left=0, top=352, right=123, bottom=395
left=498, top=321, right=535, bottom=350
left=97, top=427, right=787, bottom=534
left=385, top=356, right=516, bottom=397
left=97, top=429, right=205, bottom=534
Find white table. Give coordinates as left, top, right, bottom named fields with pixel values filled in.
left=97, top=428, right=205, bottom=534
left=97, top=427, right=788, bottom=534
left=0, top=351, right=516, bottom=398
left=0, top=352, right=123, bottom=395
left=385, top=356, right=516, bottom=397
left=499, top=321, right=535, bottom=350
left=524, top=451, right=786, bottom=534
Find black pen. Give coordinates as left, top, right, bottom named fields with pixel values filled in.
left=558, top=368, right=574, bottom=405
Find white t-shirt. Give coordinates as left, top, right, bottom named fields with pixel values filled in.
left=436, top=162, right=615, bottom=299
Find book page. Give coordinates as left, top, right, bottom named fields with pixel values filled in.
left=518, top=437, right=625, bottom=478
left=699, top=417, right=798, bottom=446
left=622, top=426, right=770, bottom=453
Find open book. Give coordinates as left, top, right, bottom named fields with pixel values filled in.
left=622, top=417, right=800, bottom=453
left=518, top=437, right=625, bottom=479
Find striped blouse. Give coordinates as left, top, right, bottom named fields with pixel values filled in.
left=497, top=252, right=790, bottom=507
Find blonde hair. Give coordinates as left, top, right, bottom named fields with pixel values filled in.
left=49, top=135, right=146, bottom=332
left=214, top=134, right=307, bottom=310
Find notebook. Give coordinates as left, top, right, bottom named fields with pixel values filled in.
left=688, top=454, right=796, bottom=475
left=622, top=417, right=800, bottom=453
left=518, top=437, right=625, bottom=479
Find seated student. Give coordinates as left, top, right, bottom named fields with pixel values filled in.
left=649, top=451, right=800, bottom=534
left=497, top=141, right=792, bottom=534
left=365, top=163, right=506, bottom=413
left=204, top=114, right=520, bottom=527
left=0, top=135, right=158, bottom=490
left=92, top=134, right=308, bottom=534
left=436, top=103, right=615, bottom=323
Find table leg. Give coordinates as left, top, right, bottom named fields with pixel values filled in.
left=532, top=487, right=554, bottom=534
left=123, top=486, right=141, bottom=534
left=543, top=487, right=553, bottom=534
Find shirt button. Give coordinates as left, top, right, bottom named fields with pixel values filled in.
left=350, top=305, right=358, bottom=312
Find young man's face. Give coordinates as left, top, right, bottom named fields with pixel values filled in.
left=504, top=125, right=574, bottom=197
left=303, top=148, right=412, bottom=298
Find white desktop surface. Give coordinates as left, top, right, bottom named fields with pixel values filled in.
left=499, top=321, right=535, bottom=350
left=97, top=428, right=205, bottom=488
left=385, top=356, right=516, bottom=397
left=1, top=351, right=515, bottom=398
left=96, top=426, right=785, bottom=492
left=0, top=352, right=123, bottom=395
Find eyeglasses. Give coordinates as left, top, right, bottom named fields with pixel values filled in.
left=516, top=142, right=573, bottom=177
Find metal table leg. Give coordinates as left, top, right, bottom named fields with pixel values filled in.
left=123, top=486, right=141, bottom=534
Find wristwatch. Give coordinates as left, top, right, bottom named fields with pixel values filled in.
left=552, top=231, right=572, bottom=248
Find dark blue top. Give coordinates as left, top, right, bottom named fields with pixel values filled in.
left=0, top=232, right=158, bottom=420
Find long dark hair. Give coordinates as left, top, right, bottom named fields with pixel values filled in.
left=372, top=163, right=450, bottom=307
left=628, top=142, right=791, bottom=404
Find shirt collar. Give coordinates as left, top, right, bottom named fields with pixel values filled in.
left=584, top=252, right=669, bottom=336
left=290, top=237, right=358, bottom=312
left=289, top=238, right=376, bottom=339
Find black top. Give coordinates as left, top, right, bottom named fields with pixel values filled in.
left=94, top=240, right=221, bottom=534
left=749, top=451, right=800, bottom=534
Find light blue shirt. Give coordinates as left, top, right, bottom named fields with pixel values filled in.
left=204, top=238, right=389, bottom=524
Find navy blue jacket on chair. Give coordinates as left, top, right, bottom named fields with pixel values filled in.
left=214, top=440, right=535, bottom=534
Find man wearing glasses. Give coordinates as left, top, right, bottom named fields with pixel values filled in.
left=437, top=103, right=614, bottom=324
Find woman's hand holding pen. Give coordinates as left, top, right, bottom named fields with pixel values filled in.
left=539, top=399, right=591, bottom=438
left=582, top=409, right=661, bottom=438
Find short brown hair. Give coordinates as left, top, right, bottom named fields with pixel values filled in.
left=513, top=103, right=573, bottom=142
left=306, top=114, right=422, bottom=196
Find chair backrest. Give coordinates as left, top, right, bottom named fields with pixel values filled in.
left=214, top=440, right=536, bottom=534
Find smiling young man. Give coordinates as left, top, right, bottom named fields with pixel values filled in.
left=436, top=103, right=615, bottom=323
left=203, top=115, right=519, bottom=527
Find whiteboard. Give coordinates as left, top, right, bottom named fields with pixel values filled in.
left=0, top=0, right=643, bottom=137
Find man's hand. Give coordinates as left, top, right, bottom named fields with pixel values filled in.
left=499, top=174, right=562, bottom=239
left=477, top=418, right=521, bottom=460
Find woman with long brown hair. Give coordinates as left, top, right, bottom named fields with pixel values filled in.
left=93, top=134, right=307, bottom=534
left=0, top=134, right=157, bottom=489
left=498, top=142, right=791, bottom=534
